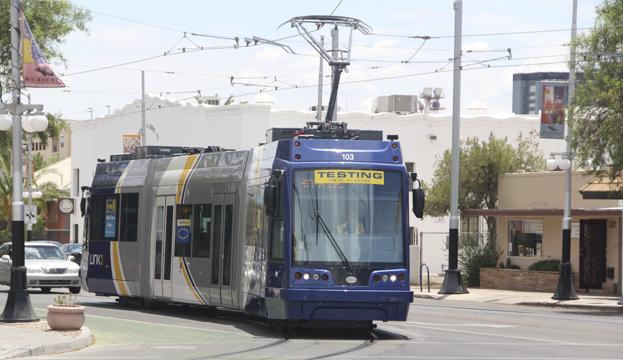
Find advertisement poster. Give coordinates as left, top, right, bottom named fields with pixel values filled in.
left=176, top=219, right=192, bottom=244
left=105, top=198, right=117, bottom=238
left=123, top=134, right=141, bottom=154
left=540, top=84, right=566, bottom=139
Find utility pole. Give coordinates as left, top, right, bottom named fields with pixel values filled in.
left=439, top=0, right=468, bottom=295
left=25, top=94, right=32, bottom=243
left=316, top=36, right=324, bottom=121
left=552, top=0, right=578, bottom=301
left=87, top=107, right=93, bottom=121
left=1, top=0, right=38, bottom=322
left=141, top=70, right=146, bottom=146
left=331, top=26, right=339, bottom=123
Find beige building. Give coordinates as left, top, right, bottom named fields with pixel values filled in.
left=29, top=124, right=71, bottom=163
left=464, top=171, right=622, bottom=295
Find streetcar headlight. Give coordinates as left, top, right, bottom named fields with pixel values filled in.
left=312, top=273, right=320, bottom=281
left=303, top=273, right=310, bottom=280
left=390, top=274, right=397, bottom=282
left=381, top=274, right=389, bottom=282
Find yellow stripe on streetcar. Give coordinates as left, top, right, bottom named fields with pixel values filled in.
left=111, top=241, right=129, bottom=297
left=176, top=155, right=198, bottom=204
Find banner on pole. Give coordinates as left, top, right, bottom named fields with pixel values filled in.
left=20, top=10, right=65, bottom=88
left=539, top=83, right=566, bottom=139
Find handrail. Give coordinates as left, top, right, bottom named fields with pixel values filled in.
left=419, top=263, right=430, bottom=293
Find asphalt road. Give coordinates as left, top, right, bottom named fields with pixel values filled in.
left=2, top=288, right=623, bottom=359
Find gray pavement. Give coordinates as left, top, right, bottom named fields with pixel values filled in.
left=413, top=286, right=623, bottom=311
left=0, top=287, right=619, bottom=358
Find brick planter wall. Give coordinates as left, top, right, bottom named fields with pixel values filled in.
left=480, top=268, right=579, bottom=293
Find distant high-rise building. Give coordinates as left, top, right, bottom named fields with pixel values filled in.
left=512, top=72, right=570, bottom=114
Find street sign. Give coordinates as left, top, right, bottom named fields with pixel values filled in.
left=24, top=204, right=37, bottom=225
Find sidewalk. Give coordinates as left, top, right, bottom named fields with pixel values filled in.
left=0, top=321, right=93, bottom=359
left=413, top=286, right=623, bottom=312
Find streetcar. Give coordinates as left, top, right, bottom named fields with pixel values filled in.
left=79, top=123, right=425, bottom=330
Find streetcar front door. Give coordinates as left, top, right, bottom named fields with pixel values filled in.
left=152, top=196, right=175, bottom=298
left=209, top=193, right=235, bottom=306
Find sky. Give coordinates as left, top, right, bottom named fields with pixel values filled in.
left=25, top=0, right=603, bottom=120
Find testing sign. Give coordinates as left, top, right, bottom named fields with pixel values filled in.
left=314, top=170, right=384, bottom=185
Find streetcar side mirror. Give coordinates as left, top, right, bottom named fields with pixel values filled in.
left=264, top=171, right=282, bottom=216
left=411, top=172, right=425, bottom=219
left=80, top=198, right=86, bottom=217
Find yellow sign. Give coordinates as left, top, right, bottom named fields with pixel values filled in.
left=314, top=170, right=384, bottom=185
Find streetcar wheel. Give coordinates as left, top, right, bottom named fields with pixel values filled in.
left=118, top=296, right=129, bottom=307
left=69, top=287, right=81, bottom=294
left=40, top=287, right=51, bottom=294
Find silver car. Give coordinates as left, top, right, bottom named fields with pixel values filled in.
left=0, top=242, right=81, bottom=294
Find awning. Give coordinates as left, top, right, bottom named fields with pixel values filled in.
left=579, top=175, right=623, bottom=199
left=462, top=208, right=622, bottom=217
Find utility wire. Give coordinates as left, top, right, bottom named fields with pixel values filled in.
left=329, top=0, right=344, bottom=15
left=368, top=27, right=591, bottom=39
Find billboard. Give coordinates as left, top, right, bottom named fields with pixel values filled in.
left=539, top=84, right=566, bottom=139
left=123, top=134, right=141, bottom=154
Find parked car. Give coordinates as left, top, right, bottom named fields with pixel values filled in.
left=0, top=242, right=81, bottom=294
left=60, top=244, right=82, bottom=265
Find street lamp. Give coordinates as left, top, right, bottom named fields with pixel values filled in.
left=547, top=152, right=578, bottom=301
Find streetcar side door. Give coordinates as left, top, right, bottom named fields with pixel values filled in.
left=152, top=195, right=175, bottom=298
left=208, top=193, right=235, bottom=306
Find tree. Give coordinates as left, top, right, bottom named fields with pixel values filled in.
left=426, top=132, right=545, bottom=240
left=571, top=0, right=623, bottom=178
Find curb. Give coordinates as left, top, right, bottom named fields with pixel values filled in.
left=517, top=301, right=623, bottom=312
left=6, top=327, right=94, bottom=359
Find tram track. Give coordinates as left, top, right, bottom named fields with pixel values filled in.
left=299, top=331, right=377, bottom=360
left=188, top=338, right=290, bottom=359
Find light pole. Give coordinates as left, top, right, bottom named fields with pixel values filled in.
left=0, top=0, right=47, bottom=322
left=439, top=0, right=468, bottom=294
left=22, top=114, right=48, bottom=242
left=550, top=0, right=579, bottom=301
left=547, top=153, right=578, bottom=300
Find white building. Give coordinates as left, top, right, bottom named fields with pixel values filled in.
left=70, top=95, right=567, bottom=275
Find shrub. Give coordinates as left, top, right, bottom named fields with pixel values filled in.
left=528, top=259, right=560, bottom=272
left=458, top=235, right=499, bottom=287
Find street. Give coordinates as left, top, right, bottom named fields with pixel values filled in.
left=1, top=287, right=622, bottom=359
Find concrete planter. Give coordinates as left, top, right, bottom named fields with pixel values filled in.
left=47, top=305, right=85, bottom=330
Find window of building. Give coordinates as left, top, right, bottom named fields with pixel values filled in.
left=461, top=216, right=480, bottom=234
left=53, top=137, right=58, bottom=153
left=192, top=204, right=211, bottom=257
left=529, top=84, right=536, bottom=93
left=60, top=133, right=65, bottom=148
left=119, top=193, right=139, bottom=242
left=508, top=219, right=543, bottom=257
left=174, top=205, right=192, bottom=256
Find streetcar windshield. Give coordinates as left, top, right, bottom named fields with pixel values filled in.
left=292, top=169, right=404, bottom=265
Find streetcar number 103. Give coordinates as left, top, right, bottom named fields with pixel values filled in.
left=342, top=153, right=354, bottom=161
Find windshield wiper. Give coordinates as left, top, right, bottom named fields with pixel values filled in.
left=313, top=209, right=354, bottom=276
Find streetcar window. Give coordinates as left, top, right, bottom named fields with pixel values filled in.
left=89, top=194, right=119, bottom=241
left=270, top=219, right=284, bottom=260
left=174, top=205, right=192, bottom=257
left=192, top=204, right=211, bottom=258
left=211, top=205, right=223, bottom=285
left=222, top=204, right=234, bottom=285
left=119, top=193, right=139, bottom=242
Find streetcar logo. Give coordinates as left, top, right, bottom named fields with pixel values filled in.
left=345, top=276, right=358, bottom=284
left=89, top=254, right=104, bottom=266
left=314, top=170, right=384, bottom=185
